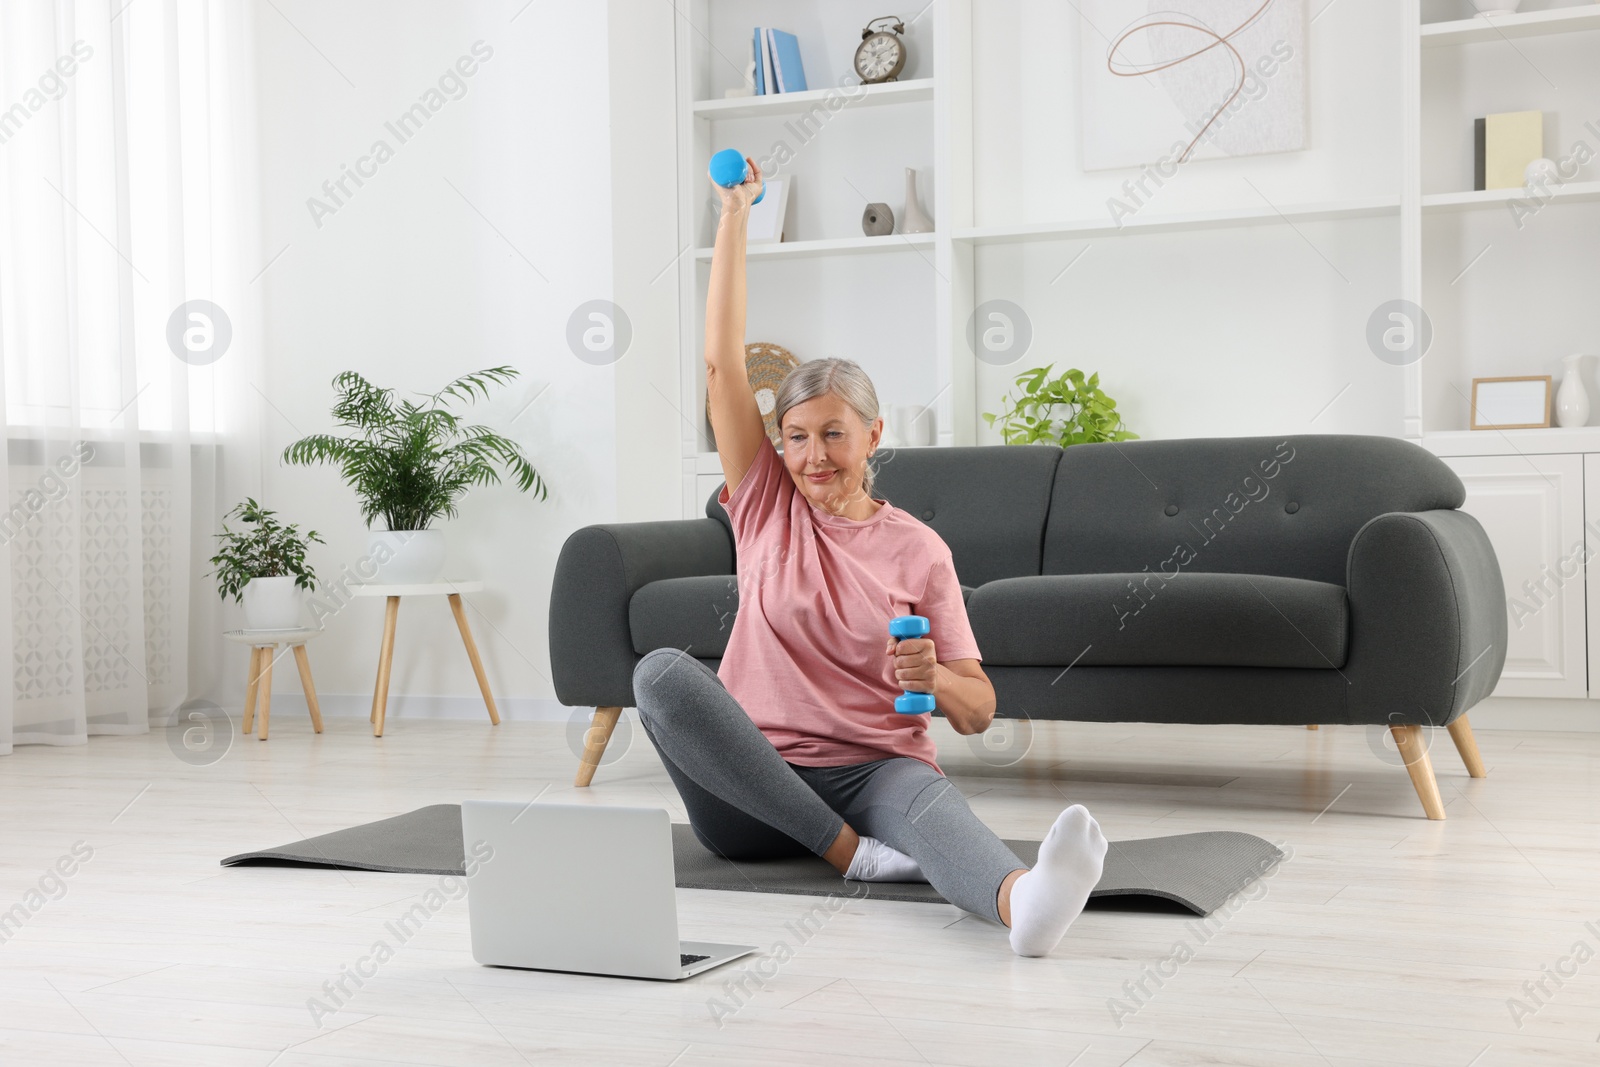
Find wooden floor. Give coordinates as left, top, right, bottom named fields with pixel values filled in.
left=1, top=712, right=1597, bottom=1066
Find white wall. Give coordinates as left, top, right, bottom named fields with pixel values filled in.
left=236, top=0, right=627, bottom=720
left=969, top=0, right=1405, bottom=443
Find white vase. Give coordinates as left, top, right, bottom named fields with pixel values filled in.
left=241, top=576, right=304, bottom=630
left=1556, top=354, right=1591, bottom=428
left=369, top=529, right=445, bottom=584
left=901, top=168, right=934, bottom=234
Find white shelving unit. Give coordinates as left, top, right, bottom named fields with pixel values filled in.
left=1410, top=0, right=1600, bottom=444
left=671, top=1, right=972, bottom=519
left=1420, top=3, right=1600, bottom=47
left=1411, top=2, right=1600, bottom=713
left=670, top=1, right=1600, bottom=516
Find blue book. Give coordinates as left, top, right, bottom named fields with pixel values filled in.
left=769, top=29, right=807, bottom=93
left=752, top=28, right=766, bottom=95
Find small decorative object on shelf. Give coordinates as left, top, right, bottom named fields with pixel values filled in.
left=747, top=178, right=790, bottom=244
left=1471, top=0, right=1521, bottom=14
left=209, top=498, right=322, bottom=631
left=854, top=16, right=908, bottom=84
left=725, top=58, right=756, bottom=98
left=901, top=168, right=934, bottom=234
left=862, top=202, right=894, bottom=236
left=1525, top=157, right=1560, bottom=188
left=1470, top=375, right=1552, bottom=430
left=1556, top=354, right=1591, bottom=428
left=708, top=343, right=800, bottom=446
left=982, top=364, right=1138, bottom=447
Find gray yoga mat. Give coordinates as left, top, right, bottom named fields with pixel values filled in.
left=220, top=803, right=1284, bottom=917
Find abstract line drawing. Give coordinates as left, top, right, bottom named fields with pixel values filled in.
left=1080, top=0, right=1307, bottom=172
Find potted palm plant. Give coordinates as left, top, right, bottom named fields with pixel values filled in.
left=209, top=499, right=322, bottom=630
left=282, top=366, right=547, bottom=584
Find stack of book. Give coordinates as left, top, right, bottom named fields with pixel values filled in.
left=751, top=28, right=807, bottom=94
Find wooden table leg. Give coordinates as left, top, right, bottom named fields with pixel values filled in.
left=373, top=596, right=400, bottom=736
left=293, top=644, right=324, bottom=734
left=243, top=647, right=262, bottom=735
left=257, top=647, right=275, bottom=740
left=448, top=593, right=500, bottom=726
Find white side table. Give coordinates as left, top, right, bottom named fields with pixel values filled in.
left=222, top=627, right=325, bottom=741
left=350, top=581, right=500, bottom=736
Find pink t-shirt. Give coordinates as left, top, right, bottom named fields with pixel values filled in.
left=716, top=434, right=982, bottom=772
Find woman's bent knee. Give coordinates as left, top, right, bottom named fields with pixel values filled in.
left=633, top=648, right=717, bottom=719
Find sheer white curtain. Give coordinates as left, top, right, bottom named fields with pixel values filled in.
left=0, top=1, right=260, bottom=753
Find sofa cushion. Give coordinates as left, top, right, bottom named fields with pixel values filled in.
left=966, top=572, right=1348, bottom=668
left=1042, top=435, right=1465, bottom=586
left=707, top=442, right=1064, bottom=587
left=629, top=575, right=738, bottom=657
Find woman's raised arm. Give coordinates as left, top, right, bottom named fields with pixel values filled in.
left=705, top=156, right=771, bottom=499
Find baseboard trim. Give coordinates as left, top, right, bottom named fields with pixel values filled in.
left=1459, top=696, right=1600, bottom=732
left=219, top=693, right=606, bottom=725
left=184, top=693, right=1599, bottom=732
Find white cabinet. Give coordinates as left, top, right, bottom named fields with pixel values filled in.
left=1440, top=453, right=1587, bottom=699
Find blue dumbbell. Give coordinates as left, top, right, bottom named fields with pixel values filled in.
left=889, top=615, right=935, bottom=714
left=709, top=148, right=765, bottom=205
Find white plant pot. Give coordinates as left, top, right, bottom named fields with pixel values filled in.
left=369, top=529, right=445, bottom=584
left=241, top=576, right=304, bottom=630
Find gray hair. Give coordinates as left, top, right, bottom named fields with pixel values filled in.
left=774, top=358, right=882, bottom=498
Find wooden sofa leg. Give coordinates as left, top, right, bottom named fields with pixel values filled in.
left=574, top=706, right=623, bottom=787
left=1306, top=724, right=1319, bottom=730
left=1390, top=724, right=1446, bottom=820
left=1446, top=714, right=1488, bottom=778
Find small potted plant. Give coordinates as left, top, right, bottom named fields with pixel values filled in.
left=982, top=363, right=1139, bottom=447
left=210, top=499, right=323, bottom=630
left=282, top=366, right=547, bottom=583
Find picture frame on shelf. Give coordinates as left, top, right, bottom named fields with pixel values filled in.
left=1470, top=375, right=1552, bottom=430
left=747, top=178, right=790, bottom=244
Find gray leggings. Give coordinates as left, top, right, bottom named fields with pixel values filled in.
left=631, top=647, right=1027, bottom=924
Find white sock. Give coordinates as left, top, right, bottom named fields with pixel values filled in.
left=1008, top=804, right=1107, bottom=957
left=843, top=835, right=926, bottom=882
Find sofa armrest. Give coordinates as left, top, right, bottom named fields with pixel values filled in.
left=549, top=518, right=734, bottom=709
left=1345, top=508, right=1507, bottom=726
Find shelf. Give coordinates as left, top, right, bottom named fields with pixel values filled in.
left=953, top=197, right=1399, bottom=245
left=1422, top=180, right=1600, bottom=212
left=692, top=78, right=935, bottom=121
left=692, top=233, right=936, bottom=261
left=1421, top=4, right=1600, bottom=47
left=1422, top=426, right=1600, bottom=458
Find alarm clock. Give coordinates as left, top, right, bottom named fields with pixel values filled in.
left=854, top=16, right=908, bottom=84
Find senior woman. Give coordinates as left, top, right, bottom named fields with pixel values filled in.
left=631, top=158, right=1106, bottom=957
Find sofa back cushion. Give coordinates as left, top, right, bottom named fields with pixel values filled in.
left=1041, top=434, right=1465, bottom=586
left=706, top=442, right=1063, bottom=587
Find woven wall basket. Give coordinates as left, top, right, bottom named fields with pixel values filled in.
left=707, top=342, right=800, bottom=447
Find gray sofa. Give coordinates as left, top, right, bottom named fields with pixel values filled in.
left=550, top=434, right=1506, bottom=819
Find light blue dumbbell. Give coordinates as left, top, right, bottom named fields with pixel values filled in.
left=708, top=148, right=764, bottom=204
left=889, top=615, right=935, bottom=715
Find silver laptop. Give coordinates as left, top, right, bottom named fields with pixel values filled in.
left=460, top=800, right=757, bottom=980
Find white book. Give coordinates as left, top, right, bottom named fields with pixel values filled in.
left=764, top=27, right=780, bottom=93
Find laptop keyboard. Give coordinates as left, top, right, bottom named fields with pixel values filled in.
left=681, top=953, right=711, bottom=967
